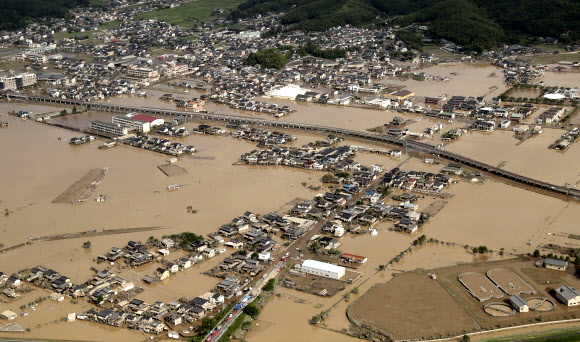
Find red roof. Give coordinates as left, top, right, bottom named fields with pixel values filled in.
left=341, top=253, right=367, bottom=261
left=131, top=114, right=161, bottom=123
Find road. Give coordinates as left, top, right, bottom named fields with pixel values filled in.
left=10, top=94, right=580, bottom=200
left=202, top=260, right=284, bottom=342
left=203, top=156, right=395, bottom=341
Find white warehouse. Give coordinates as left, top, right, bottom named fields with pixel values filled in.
left=300, top=259, right=345, bottom=280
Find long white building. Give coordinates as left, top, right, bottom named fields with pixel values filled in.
left=300, top=259, right=345, bottom=280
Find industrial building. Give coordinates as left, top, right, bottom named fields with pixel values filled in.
left=267, top=84, right=307, bottom=100
left=90, top=121, right=128, bottom=136
left=300, top=259, right=345, bottom=280
left=555, top=285, right=580, bottom=306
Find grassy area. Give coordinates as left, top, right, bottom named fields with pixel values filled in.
left=478, top=327, right=580, bottom=342
left=0, top=61, right=28, bottom=70
left=53, top=30, right=101, bottom=43
left=89, top=0, right=106, bottom=6
left=124, top=3, right=149, bottom=10
left=99, top=20, right=121, bottom=30
left=422, top=45, right=464, bottom=61
left=53, top=31, right=78, bottom=40
left=530, top=52, right=580, bottom=65
left=149, top=48, right=185, bottom=56
left=133, top=0, right=245, bottom=28
left=531, top=44, right=571, bottom=53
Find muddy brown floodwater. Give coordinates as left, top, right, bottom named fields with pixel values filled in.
left=0, top=63, right=579, bottom=341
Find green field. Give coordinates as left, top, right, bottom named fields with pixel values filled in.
left=529, top=52, right=580, bottom=65
left=134, top=0, right=244, bottom=28
left=0, top=61, right=28, bottom=71
left=478, top=327, right=580, bottom=342
left=422, top=45, right=464, bottom=61
left=149, top=48, right=186, bottom=56
left=99, top=20, right=121, bottom=30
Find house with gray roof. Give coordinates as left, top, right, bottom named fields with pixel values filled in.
left=508, top=295, right=529, bottom=312
left=544, top=258, right=568, bottom=271
left=555, top=285, right=580, bottom=306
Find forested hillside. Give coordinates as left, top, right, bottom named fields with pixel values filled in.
left=0, top=0, right=89, bottom=30
left=230, top=0, right=580, bottom=51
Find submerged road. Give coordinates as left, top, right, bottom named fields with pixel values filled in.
left=8, top=94, right=580, bottom=200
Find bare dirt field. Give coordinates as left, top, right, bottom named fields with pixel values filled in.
left=459, top=272, right=504, bottom=301
left=527, top=298, right=556, bottom=312
left=484, top=303, right=515, bottom=317
left=157, top=163, right=188, bottom=177
left=348, top=272, right=480, bottom=340
left=284, top=273, right=347, bottom=297
left=521, top=267, right=565, bottom=287
left=52, top=168, right=108, bottom=204
left=436, top=259, right=580, bottom=331
left=487, top=268, right=536, bottom=295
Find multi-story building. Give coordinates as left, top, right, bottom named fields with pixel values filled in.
left=15, top=73, right=37, bottom=88
left=112, top=115, right=151, bottom=133
left=90, top=121, right=128, bottom=136
left=0, top=77, right=17, bottom=90
left=0, top=73, right=37, bottom=90
left=127, top=68, right=158, bottom=79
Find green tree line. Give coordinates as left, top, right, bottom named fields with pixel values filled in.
left=0, top=0, right=89, bottom=30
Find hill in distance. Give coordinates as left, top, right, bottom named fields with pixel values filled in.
left=0, top=0, right=89, bottom=30
left=230, top=0, right=580, bottom=51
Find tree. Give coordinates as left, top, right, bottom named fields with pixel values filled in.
left=82, top=241, right=91, bottom=249
left=379, top=265, right=386, bottom=271
left=72, top=106, right=77, bottom=114
left=243, top=304, right=260, bottom=318
left=533, top=249, right=540, bottom=257
left=310, top=315, right=321, bottom=324
left=244, top=49, right=288, bottom=69
left=462, top=335, right=471, bottom=342
left=322, top=174, right=337, bottom=183
left=60, top=109, right=67, bottom=116
left=352, top=287, right=359, bottom=294
left=310, top=241, right=321, bottom=254
left=263, top=278, right=276, bottom=292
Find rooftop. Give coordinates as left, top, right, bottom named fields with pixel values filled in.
left=556, top=285, right=580, bottom=301
left=302, top=259, right=345, bottom=274
left=545, top=258, right=568, bottom=267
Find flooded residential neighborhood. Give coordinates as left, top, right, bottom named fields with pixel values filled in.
left=1, top=0, right=580, bottom=341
